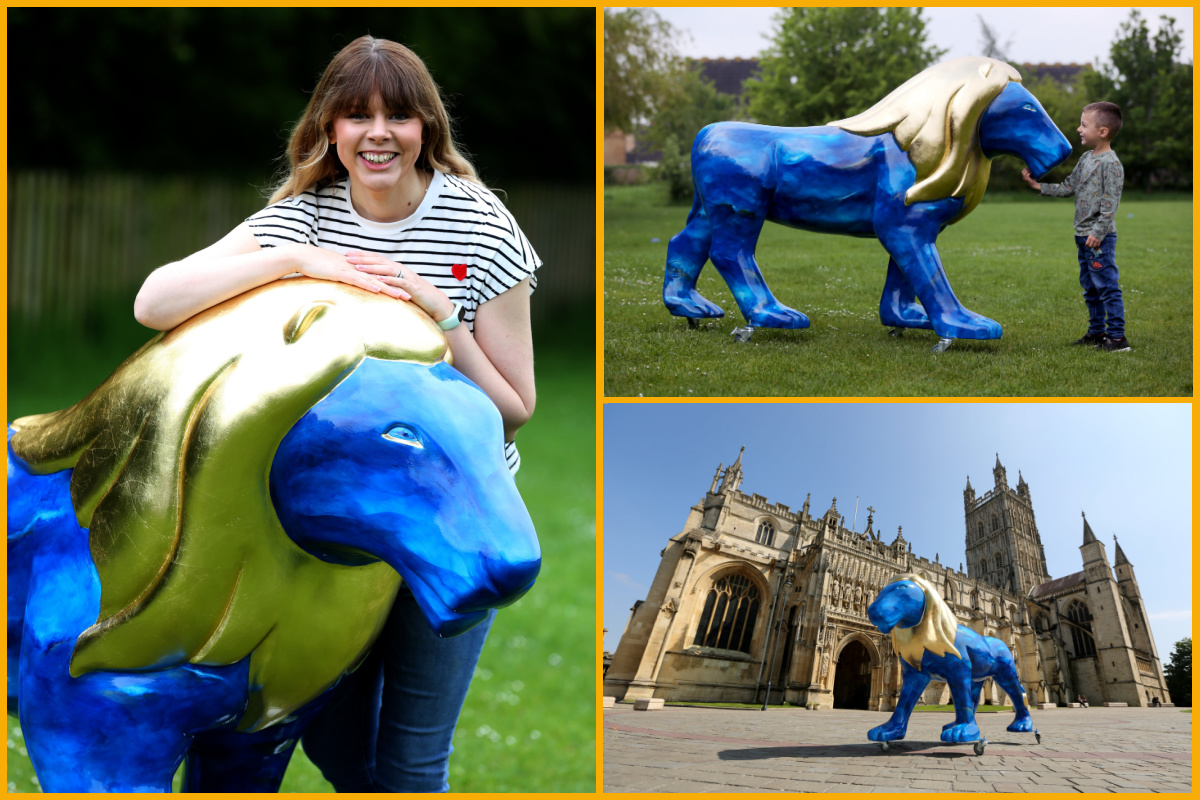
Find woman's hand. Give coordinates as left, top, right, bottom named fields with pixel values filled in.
left=289, top=245, right=407, bottom=300
left=348, top=250, right=456, bottom=323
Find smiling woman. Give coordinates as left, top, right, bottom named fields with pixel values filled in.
left=129, top=33, right=541, bottom=793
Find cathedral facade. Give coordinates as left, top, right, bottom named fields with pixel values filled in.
left=605, top=451, right=1171, bottom=710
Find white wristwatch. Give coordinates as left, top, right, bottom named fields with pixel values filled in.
left=437, top=301, right=465, bottom=331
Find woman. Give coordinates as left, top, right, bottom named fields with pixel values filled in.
left=135, top=35, right=538, bottom=791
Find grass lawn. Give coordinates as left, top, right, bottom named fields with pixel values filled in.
left=604, top=183, right=1192, bottom=397
left=6, top=308, right=596, bottom=793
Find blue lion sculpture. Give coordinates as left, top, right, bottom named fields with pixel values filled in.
left=664, top=57, right=1073, bottom=347
left=866, top=573, right=1033, bottom=745
left=7, top=278, right=540, bottom=792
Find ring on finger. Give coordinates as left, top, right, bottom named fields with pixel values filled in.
left=395, top=267, right=403, bottom=279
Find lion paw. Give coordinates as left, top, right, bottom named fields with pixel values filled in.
left=868, top=723, right=907, bottom=742
left=744, top=303, right=810, bottom=329
left=880, top=301, right=933, bottom=331
left=931, top=309, right=1003, bottom=340
left=1007, top=716, right=1033, bottom=733
left=940, top=722, right=981, bottom=743
left=664, top=286, right=725, bottom=319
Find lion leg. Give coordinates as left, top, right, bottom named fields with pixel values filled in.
left=868, top=660, right=928, bottom=742
left=878, top=199, right=1003, bottom=340
left=991, top=656, right=1034, bottom=733
left=664, top=192, right=724, bottom=319
left=879, top=256, right=932, bottom=330
left=185, top=701, right=322, bottom=792
left=940, top=662, right=982, bottom=743
left=707, top=205, right=810, bottom=329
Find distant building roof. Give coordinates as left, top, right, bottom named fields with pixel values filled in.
left=695, top=57, right=761, bottom=97
left=1019, top=62, right=1092, bottom=84
left=1029, top=570, right=1086, bottom=600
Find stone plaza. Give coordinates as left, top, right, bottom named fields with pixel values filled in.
left=603, top=704, right=1192, bottom=793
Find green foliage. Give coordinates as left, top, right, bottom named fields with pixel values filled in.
left=1164, top=638, right=1191, bottom=707
left=9, top=8, right=593, bottom=185
left=1082, top=10, right=1192, bottom=190
left=655, top=135, right=693, bottom=204
left=604, top=8, right=679, bottom=134
left=604, top=185, right=1193, bottom=397
left=644, top=62, right=737, bottom=153
left=6, top=313, right=596, bottom=793
left=746, top=8, right=946, bottom=126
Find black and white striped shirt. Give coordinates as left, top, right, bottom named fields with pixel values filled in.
left=247, top=171, right=540, bottom=474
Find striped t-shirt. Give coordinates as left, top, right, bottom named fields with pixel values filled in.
left=246, top=171, right=540, bottom=474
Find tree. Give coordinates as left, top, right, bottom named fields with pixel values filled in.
left=977, top=15, right=1012, bottom=62
left=645, top=62, right=737, bottom=201
left=746, top=8, right=946, bottom=126
left=1164, top=637, right=1190, bottom=707
left=604, top=8, right=680, bottom=134
left=1083, top=10, right=1191, bottom=190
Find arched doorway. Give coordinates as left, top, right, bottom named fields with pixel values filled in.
left=833, top=640, right=872, bottom=709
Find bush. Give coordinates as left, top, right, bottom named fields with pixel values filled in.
left=655, top=134, right=693, bottom=203
left=604, top=164, right=650, bottom=186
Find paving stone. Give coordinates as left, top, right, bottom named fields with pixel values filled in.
left=604, top=706, right=1191, bottom=792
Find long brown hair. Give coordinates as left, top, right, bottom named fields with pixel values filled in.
left=270, top=36, right=479, bottom=203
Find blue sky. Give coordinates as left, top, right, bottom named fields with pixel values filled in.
left=645, top=7, right=1193, bottom=66
left=602, top=402, right=1192, bottom=658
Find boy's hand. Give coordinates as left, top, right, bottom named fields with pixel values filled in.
left=1085, top=235, right=1102, bottom=248
left=1020, top=168, right=1041, bottom=191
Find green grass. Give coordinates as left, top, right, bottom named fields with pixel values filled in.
left=604, top=184, right=1192, bottom=396
left=6, top=308, right=596, bottom=793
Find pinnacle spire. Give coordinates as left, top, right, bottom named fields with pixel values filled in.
left=1114, top=534, right=1130, bottom=566
left=965, top=475, right=973, bottom=492
left=731, top=445, right=744, bottom=469
left=1082, top=511, right=1098, bottom=544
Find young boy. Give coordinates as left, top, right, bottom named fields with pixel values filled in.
left=1022, top=101, right=1129, bottom=352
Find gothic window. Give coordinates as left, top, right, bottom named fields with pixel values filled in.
left=693, top=573, right=761, bottom=654
left=977, top=521, right=984, bottom=538
left=991, top=514, right=998, bottom=531
left=1065, top=600, right=1097, bottom=657
left=755, top=520, right=776, bottom=546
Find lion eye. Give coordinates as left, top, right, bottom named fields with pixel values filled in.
left=1022, top=103, right=1036, bottom=112
left=383, top=424, right=424, bottom=448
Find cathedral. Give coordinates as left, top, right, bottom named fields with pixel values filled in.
left=605, top=450, right=1171, bottom=710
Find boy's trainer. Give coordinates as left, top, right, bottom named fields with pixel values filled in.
left=1073, top=332, right=1106, bottom=346
left=1099, top=335, right=1132, bottom=352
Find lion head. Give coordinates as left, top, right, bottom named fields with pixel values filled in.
left=873, top=572, right=961, bottom=670
left=829, top=56, right=1022, bottom=222
left=10, top=278, right=449, bottom=730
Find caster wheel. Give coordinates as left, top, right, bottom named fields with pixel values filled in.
left=687, top=318, right=699, bottom=330
left=731, top=326, right=754, bottom=343
left=879, top=741, right=890, bottom=752
left=931, top=337, right=953, bottom=353
left=889, top=328, right=903, bottom=337
left=973, top=740, right=986, bottom=756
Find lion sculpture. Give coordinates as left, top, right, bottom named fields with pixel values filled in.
left=663, top=57, right=1073, bottom=349
left=866, top=573, right=1033, bottom=747
left=7, top=278, right=541, bottom=792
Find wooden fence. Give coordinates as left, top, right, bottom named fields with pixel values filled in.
left=7, top=172, right=595, bottom=321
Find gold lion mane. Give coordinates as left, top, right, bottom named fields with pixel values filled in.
left=830, top=56, right=1022, bottom=223
left=10, top=278, right=449, bottom=731
left=886, top=572, right=962, bottom=670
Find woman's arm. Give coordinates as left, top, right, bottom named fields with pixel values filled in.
left=134, top=223, right=406, bottom=330
left=443, top=279, right=536, bottom=442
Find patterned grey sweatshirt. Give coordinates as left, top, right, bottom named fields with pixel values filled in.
left=1038, top=150, right=1124, bottom=239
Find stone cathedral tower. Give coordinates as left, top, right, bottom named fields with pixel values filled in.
left=963, top=455, right=1050, bottom=596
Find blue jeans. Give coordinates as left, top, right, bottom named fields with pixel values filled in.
left=1075, top=234, right=1125, bottom=338
left=300, top=589, right=495, bottom=792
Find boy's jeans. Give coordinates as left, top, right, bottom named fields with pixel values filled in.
left=1074, top=233, right=1124, bottom=339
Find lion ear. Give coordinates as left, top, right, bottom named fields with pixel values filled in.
left=918, top=570, right=930, bottom=581
left=283, top=301, right=335, bottom=344
left=980, top=62, right=993, bottom=79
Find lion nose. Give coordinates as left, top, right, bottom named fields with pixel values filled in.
left=453, top=543, right=541, bottom=614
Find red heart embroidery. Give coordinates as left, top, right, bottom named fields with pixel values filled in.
left=452, top=263, right=468, bottom=281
